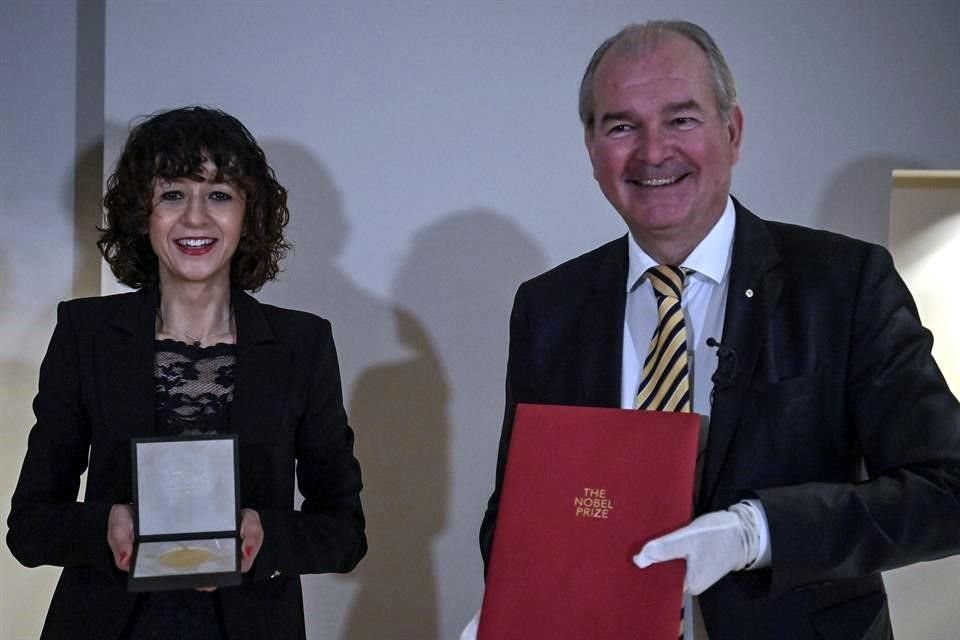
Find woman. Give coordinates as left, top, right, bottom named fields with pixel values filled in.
left=7, top=106, right=366, bottom=639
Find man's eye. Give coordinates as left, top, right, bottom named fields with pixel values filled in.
left=673, top=117, right=698, bottom=129
left=159, top=190, right=183, bottom=201
left=607, top=123, right=634, bottom=136
left=209, top=191, right=233, bottom=202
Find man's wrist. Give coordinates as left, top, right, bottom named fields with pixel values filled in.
left=728, top=499, right=771, bottom=570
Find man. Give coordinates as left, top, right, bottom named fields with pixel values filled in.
left=479, top=20, right=960, bottom=639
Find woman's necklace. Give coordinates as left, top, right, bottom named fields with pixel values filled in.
left=181, top=328, right=205, bottom=347
left=156, top=307, right=235, bottom=347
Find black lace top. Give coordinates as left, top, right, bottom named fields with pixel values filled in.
left=122, top=340, right=237, bottom=640
left=154, top=340, right=237, bottom=436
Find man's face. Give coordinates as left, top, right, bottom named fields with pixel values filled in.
left=585, top=35, right=742, bottom=254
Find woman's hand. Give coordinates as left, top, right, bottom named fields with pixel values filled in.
left=239, top=508, right=264, bottom=573
left=195, top=508, right=264, bottom=591
left=107, top=504, right=134, bottom=571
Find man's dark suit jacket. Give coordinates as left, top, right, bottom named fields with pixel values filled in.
left=480, top=199, right=960, bottom=639
left=7, top=287, right=366, bottom=640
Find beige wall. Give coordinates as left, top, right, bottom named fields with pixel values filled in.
left=888, top=173, right=960, bottom=395
left=1, top=1, right=102, bottom=637
left=1, top=2, right=74, bottom=635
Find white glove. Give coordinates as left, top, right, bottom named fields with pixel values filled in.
left=633, top=503, right=761, bottom=595
left=459, top=610, right=480, bottom=640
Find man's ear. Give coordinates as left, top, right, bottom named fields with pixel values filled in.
left=727, top=104, right=744, bottom=165
left=584, top=126, right=600, bottom=180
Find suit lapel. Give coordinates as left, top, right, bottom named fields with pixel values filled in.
left=229, top=290, right=291, bottom=439
left=97, top=287, right=158, bottom=439
left=698, top=201, right=783, bottom=511
left=578, top=236, right=628, bottom=407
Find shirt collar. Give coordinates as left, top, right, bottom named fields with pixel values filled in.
left=626, top=195, right=736, bottom=292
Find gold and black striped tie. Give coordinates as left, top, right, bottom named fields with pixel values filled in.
left=634, top=264, right=691, bottom=638
left=634, top=264, right=691, bottom=413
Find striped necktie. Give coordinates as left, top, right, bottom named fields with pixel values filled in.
left=634, top=265, right=691, bottom=412
left=634, top=264, right=692, bottom=638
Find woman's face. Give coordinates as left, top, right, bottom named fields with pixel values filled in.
left=149, top=160, right=246, bottom=291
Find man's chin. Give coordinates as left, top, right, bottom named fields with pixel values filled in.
left=619, top=206, right=692, bottom=234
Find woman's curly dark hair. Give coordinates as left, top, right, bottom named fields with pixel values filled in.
left=98, top=106, right=290, bottom=291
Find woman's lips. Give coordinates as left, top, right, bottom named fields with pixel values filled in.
left=175, top=237, right=217, bottom=255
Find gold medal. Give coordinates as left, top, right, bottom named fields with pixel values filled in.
left=158, top=546, right=214, bottom=569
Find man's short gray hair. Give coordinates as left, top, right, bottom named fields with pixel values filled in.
left=578, top=20, right=737, bottom=129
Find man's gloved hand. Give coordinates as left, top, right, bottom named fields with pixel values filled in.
left=633, top=502, right=761, bottom=595
left=459, top=610, right=480, bottom=640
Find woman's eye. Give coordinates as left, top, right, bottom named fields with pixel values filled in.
left=209, top=190, right=233, bottom=202
left=159, top=190, right=183, bottom=201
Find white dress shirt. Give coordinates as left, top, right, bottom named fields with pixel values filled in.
left=621, top=196, right=735, bottom=476
left=620, top=196, right=768, bottom=639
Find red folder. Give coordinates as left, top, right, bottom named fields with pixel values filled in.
left=478, top=403, right=700, bottom=640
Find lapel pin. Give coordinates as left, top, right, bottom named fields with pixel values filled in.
left=745, top=288, right=754, bottom=298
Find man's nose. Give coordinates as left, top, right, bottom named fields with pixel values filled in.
left=633, top=128, right=669, bottom=166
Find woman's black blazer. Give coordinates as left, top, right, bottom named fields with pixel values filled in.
left=7, top=286, right=367, bottom=640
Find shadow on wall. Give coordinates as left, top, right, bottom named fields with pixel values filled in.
left=70, top=0, right=105, bottom=299
left=814, top=155, right=928, bottom=246
left=64, top=131, right=106, bottom=299
left=255, top=141, right=547, bottom=638
left=343, top=211, right=546, bottom=640
left=257, top=141, right=403, bottom=638
left=62, top=116, right=130, bottom=299
left=343, top=304, right=448, bottom=640
left=257, top=140, right=369, bottom=381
